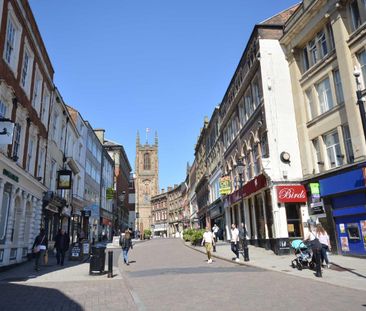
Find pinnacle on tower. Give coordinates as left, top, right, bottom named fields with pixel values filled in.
left=155, top=131, right=158, bottom=146
left=136, top=131, right=140, bottom=147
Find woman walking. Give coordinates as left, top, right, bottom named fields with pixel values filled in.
left=316, top=224, right=331, bottom=268
left=54, top=229, right=69, bottom=266
left=120, top=229, right=133, bottom=265
left=32, top=228, right=48, bottom=271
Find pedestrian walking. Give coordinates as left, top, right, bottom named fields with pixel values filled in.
left=316, top=224, right=331, bottom=268
left=201, top=226, right=215, bottom=263
left=54, top=229, right=69, bottom=266
left=32, top=228, right=48, bottom=271
left=304, top=222, right=322, bottom=277
left=212, top=224, right=219, bottom=252
left=230, top=224, right=240, bottom=262
left=120, top=229, right=133, bottom=265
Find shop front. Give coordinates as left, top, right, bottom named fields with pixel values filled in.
left=317, top=165, right=366, bottom=257
left=208, top=199, right=224, bottom=240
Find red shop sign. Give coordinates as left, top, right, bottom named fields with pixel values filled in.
left=277, top=185, right=307, bottom=203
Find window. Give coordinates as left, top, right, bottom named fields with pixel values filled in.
left=343, top=125, right=354, bottom=164
left=37, top=147, right=45, bottom=179
left=317, top=31, right=328, bottom=58
left=260, top=132, right=269, bottom=158
left=358, top=50, right=366, bottom=88
left=253, top=144, right=261, bottom=176
left=312, top=138, right=322, bottom=171
left=52, top=113, right=59, bottom=142
left=144, top=153, right=151, bottom=170
left=12, top=124, right=21, bottom=161
left=302, top=47, right=309, bottom=71
left=316, top=77, right=334, bottom=114
left=4, top=17, right=16, bottom=65
left=323, top=130, right=343, bottom=168
left=302, top=23, right=334, bottom=72
left=41, top=87, right=50, bottom=125
left=32, top=70, right=42, bottom=113
left=350, top=0, right=362, bottom=31
left=0, top=100, right=7, bottom=118
left=244, top=91, right=253, bottom=120
left=305, top=88, right=316, bottom=120
left=26, top=139, right=34, bottom=173
left=252, top=82, right=261, bottom=108
left=20, top=50, right=29, bottom=88
left=50, top=160, right=56, bottom=190
left=333, top=69, right=344, bottom=104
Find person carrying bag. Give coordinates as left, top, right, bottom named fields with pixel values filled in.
left=32, top=228, right=48, bottom=271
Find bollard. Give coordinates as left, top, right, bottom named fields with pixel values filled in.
left=107, top=250, right=113, bottom=278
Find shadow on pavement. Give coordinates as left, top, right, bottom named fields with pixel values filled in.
left=0, top=282, right=83, bottom=311
left=126, top=265, right=263, bottom=278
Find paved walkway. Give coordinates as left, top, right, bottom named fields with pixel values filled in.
left=185, top=240, right=366, bottom=291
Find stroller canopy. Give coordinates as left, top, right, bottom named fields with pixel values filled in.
left=291, top=239, right=306, bottom=249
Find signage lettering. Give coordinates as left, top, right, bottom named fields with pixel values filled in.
left=3, top=169, right=19, bottom=182
left=277, top=185, right=307, bottom=203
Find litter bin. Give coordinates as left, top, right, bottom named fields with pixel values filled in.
left=89, top=245, right=106, bottom=275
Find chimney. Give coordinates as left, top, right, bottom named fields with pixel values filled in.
left=161, top=188, right=165, bottom=193
left=168, top=187, right=172, bottom=192
left=94, top=129, right=105, bottom=144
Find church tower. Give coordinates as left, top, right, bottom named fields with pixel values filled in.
left=135, top=129, right=159, bottom=233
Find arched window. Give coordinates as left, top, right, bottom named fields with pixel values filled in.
left=144, top=153, right=151, bottom=170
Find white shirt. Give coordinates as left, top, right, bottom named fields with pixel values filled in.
left=202, top=231, right=214, bottom=244
left=231, top=228, right=239, bottom=243
left=317, top=232, right=330, bottom=246
left=213, top=225, right=219, bottom=233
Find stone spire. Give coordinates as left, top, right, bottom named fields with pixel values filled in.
left=155, top=131, right=158, bottom=146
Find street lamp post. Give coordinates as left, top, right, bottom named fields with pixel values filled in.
left=236, top=159, right=250, bottom=262
left=354, top=68, right=366, bottom=143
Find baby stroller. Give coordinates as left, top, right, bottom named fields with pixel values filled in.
left=290, top=239, right=315, bottom=271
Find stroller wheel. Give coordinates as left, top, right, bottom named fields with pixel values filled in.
left=291, top=262, right=296, bottom=269
left=297, top=263, right=303, bottom=271
left=309, top=262, right=316, bottom=270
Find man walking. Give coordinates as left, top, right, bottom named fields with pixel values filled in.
left=230, top=224, right=240, bottom=262
left=54, top=229, right=69, bottom=266
left=201, top=226, right=215, bottom=263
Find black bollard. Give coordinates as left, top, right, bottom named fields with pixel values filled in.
left=107, top=251, right=113, bottom=278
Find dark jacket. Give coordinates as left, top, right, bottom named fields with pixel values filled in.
left=32, top=233, right=48, bottom=250
left=120, top=236, right=132, bottom=250
left=55, top=233, right=69, bottom=251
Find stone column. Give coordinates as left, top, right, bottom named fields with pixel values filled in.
left=251, top=198, right=258, bottom=240
left=243, top=199, right=251, bottom=238
left=5, top=187, right=18, bottom=245
left=261, top=191, right=269, bottom=239
left=18, top=191, right=28, bottom=245
left=224, top=205, right=231, bottom=241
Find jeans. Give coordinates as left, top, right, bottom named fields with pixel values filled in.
left=123, top=249, right=129, bottom=263
left=231, top=242, right=239, bottom=259
left=34, top=250, right=45, bottom=270
left=56, top=249, right=66, bottom=265
left=320, top=244, right=329, bottom=265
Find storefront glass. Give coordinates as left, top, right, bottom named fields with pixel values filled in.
left=265, top=190, right=273, bottom=238
left=254, top=194, right=265, bottom=240
left=285, top=203, right=302, bottom=238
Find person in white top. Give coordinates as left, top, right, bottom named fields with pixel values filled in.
left=201, top=226, right=215, bottom=263
left=316, top=224, right=331, bottom=268
left=212, top=224, right=219, bottom=252
left=230, top=224, right=240, bottom=262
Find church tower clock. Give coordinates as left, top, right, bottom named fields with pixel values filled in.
left=135, top=130, right=159, bottom=233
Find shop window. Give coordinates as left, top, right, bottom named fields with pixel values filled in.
left=265, top=190, right=273, bottom=239
left=347, top=223, right=361, bottom=240
left=0, top=184, right=12, bottom=241
left=285, top=203, right=302, bottom=238
left=255, top=194, right=265, bottom=240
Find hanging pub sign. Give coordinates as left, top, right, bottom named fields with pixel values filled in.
left=0, top=118, right=15, bottom=145
left=57, top=169, right=72, bottom=189
left=219, top=176, right=231, bottom=195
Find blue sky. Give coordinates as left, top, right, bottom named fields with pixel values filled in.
left=29, top=0, right=299, bottom=190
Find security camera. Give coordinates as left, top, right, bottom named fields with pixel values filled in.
left=354, top=67, right=361, bottom=78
